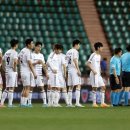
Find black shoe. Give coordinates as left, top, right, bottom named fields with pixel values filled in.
left=124, top=104, right=130, bottom=106
left=118, top=103, right=123, bottom=106
left=113, top=104, right=118, bottom=107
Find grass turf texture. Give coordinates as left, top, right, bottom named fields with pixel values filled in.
left=0, top=104, right=130, bottom=130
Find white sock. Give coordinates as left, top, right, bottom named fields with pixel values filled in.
left=47, top=90, right=52, bottom=105
left=101, top=91, right=105, bottom=104
left=28, top=91, right=32, bottom=105
left=75, top=89, right=80, bottom=105
left=58, top=90, right=60, bottom=102
left=8, top=90, right=13, bottom=106
left=55, top=90, right=59, bottom=105
left=41, top=91, right=47, bottom=104
left=92, top=91, right=96, bottom=104
left=1, top=90, right=8, bottom=105
left=68, top=90, right=72, bottom=105
left=62, top=92, right=69, bottom=105
left=0, top=88, right=2, bottom=101
left=23, top=97, right=28, bottom=105
left=51, top=90, right=55, bottom=105
left=20, top=97, right=24, bottom=105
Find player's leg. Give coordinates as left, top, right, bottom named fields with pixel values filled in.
left=28, top=87, right=33, bottom=107
left=47, top=85, right=52, bottom=106
left=8, top=87, right=15, bottom=107
left=40, top=86, right=47, bottom=107
left=0, top=74, right=3, bottom=101
left=0, top=88, right=8, bottom=107
left=62, top=87, right=69, bottom=105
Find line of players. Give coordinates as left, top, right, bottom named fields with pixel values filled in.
left=0, top=39, right=110, bottom=108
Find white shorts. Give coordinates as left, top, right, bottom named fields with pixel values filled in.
left=48, top=72, right=61, bottom=88
left=31, top=75, right=44, bottom=87
left=67, top=69, right=81, bottom=86
left=21, top=72, right=33, bottom=86
left=0, top=73, right=3, bottom=84
left=58, top=73, right=66, bottom=88
left=90, top=72, right=105, bottom=88
left=6, top=72, right=17, bottom=87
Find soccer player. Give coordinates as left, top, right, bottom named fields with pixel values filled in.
left=121, top=45, right=130, bottom=106
left=28, top=42, right=48, bottom=107
left=19, top=38, right=37, bottom=107
left=0, top=48, right=3, bottom=101
left=86, top=42, right=109, bottom=107
left=110, top=48, right=122, bottom=106
left=66, top=40, right=84, bottom=107
left=47, top=44, right=65, bottom=107
left=0, top=39, right=18, bottom=107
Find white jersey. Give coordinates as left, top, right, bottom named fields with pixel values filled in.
left=87, top=52, right=101, bottom=74
left=47, top=52, right=65, bottom=74
left=0, top=48, right=2, bottom=53
left=66, top=48, right=79, bottom=71
left=0, top=48, right=2, bottom=66
left=32, top=52, right=45, bottom=76
left=18, top=47, right=32, bottom=73
left=3, top=49, right=18, bottom=74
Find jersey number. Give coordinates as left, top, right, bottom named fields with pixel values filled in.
left=7, top=57, right=10, bottom=65
left=68, top=56, right=71, bottom=64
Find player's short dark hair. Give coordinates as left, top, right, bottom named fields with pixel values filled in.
left=54, top=44, right=63, bottom=50
left=25, top=38, right=33, bottom=46
left=94, top=42, right=103, bottom=50
left=114, top=48, right=122, bottom=54
left=10, top=39, right=19, bottom=47
left=73, top=39, right=80, bottom=47
left=35, top=42, right=42, bottom=47
left=126, top=44, right=130, bottom=51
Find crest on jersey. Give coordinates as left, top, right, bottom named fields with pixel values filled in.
left=81, top=89, right=88, bottom=103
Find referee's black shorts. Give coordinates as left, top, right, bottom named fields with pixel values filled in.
left=110, top=74, right=122, bottom=90
left=122, top=71, right=130, bottom=87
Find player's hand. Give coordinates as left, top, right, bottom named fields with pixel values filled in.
left=37, top=60, right=42, bottom=64
left=77, top=71, right=81, bottom=77
left=52, top=69, right=57, bottom=74
left=115, top=77, right=119, bottom=84
left=93, top=70, right=97, bottom=75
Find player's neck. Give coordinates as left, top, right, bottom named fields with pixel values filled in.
left=73, top=47, right=77, bottom=50
left=11, top=47, right=16, bottom=50
left=115, top=54, right=119, bottom=57
left=95, top=51, right=100, bottom=54
left=34, top=51, right=40, bottom=54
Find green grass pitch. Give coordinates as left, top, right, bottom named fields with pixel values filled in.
left=0, top=104, right=130, bottom=130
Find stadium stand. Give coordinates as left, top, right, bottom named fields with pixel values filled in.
left=0, top=0, right=91, bottom=73
left=96, top=0, right=130, bottom=51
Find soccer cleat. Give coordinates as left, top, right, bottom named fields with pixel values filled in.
left=92, top=104, right=99, bottom=108
left=28, top=104, right=33, bottom=108
left=42, top=104, right=48, bottom=108
left=75, top=104, right=85, bottom=107
left=66, top=104, right=75, bottom=107
left=53, top=104, right=62, bottom=107
left=0, top=104, right=6, bottom=108
left=8, top=105, right=17, bottom=108
left=100, top=103, right=110, bottom=108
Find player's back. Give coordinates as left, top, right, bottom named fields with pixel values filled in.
left=66, top=48, right=79, bottom=71
left=3, top=49, right=18, bottom=73
left=19, top=47, right=32, bottom=72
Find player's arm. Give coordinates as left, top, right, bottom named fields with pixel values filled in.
left=63, top=63, right=67, bottom=79
left=13, top=58, right=18, bottom=72
left=41, top=62, right=49, bottom=78
left=73, top=58, right=81, bottom=76
left=86, top=61, right=97, bottom=75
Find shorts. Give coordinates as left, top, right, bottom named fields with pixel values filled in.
left=6, top=72, right=17, bottom=87
left=58, top=73, right=66, bottom=88
left=48, top=72, right=61, bottom=88
left=110, top=74, right=122, bottom=90
left=0, top=73, right=3, bottom=84
left=122, top=71, right=130, bottom=87
left=21, top=72, right=33, bottom=86
left=67, top=69, right=81, bottom=86
left=31, top=75, right=44, bottom=87
left=90, top=72, right=105, bottom=88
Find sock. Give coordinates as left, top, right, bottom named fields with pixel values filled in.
left=58, top=90, right=61, bottom=102
left=47, top=90, right=51, bottom=105
left=1, top=90, right=8, bottom=105
left=51, top=90, right=55, bottom=105
left=28, top=91, right=32, bottom=105
left=0, top=88, right=2, bottom=101
left=20, top=96, right=24, bottom=105
left=124, top=91, right=129, bottom=105
left=68, top=90, right=72, bottom=105
left=119, top=90, right=124, bottom=104
left=101, top=91, right=105, bottom=104
left=112, top=92, right=116, bottom=105
left=41, top=91, right=47, bottom=104
left=55, top=90, right=59, bottom=105
left=92, top=91, right=96, bottom=104
left=23, top=97, right=28, bottom=105
left=62, top=92, right=69, bottom=105
left=75, top=89, right=80, bottom=105
left=110, top=91, right=113, bottom=105
left=115, top=92, right=120, bottom=105
left=8, top=90, right=14, bottom=106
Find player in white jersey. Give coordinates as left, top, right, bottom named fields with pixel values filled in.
left=28, top=42, right=48, bottom=107
left=86, top=42, right=109, bottom=107
left=0, top=39, right=18, bottom=107
left=0, top=48, right=3, bottom=101
left=66, top=40, right=84, bottom=107
left=19, top=38, right=37, bottom=107
left=47, top=44, right=65, bottom=107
